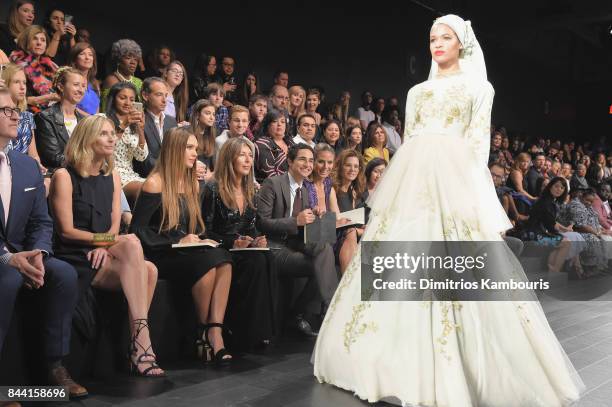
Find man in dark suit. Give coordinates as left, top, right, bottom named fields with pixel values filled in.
left=256, top=143, right=338, bottom=336
left=133, top=77, right=177, bottom=177
left=0, top=89, right=86, bottom=399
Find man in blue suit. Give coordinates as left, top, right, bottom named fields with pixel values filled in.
left=0, top=89, right=87, bottom=399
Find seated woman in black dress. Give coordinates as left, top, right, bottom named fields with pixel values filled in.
left=333, top=149, right=367, bottom=274
left=130, top=127, right=234, bottom=365
left=202, top=137, right=275, bottom=350
left=49, top=115, right=164, bottom=377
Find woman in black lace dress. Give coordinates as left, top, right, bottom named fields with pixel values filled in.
left=202, top=137, right=276, bottom=350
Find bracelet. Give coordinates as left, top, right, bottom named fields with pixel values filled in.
left=92, top=233, right=115, bottom=243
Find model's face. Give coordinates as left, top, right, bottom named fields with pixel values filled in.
left=349, top=128, right=363, bottom=145
left=249, top=99, right=267, bottom=122
left=114, top=88, right=136, bottom=115
left=143, top=81, right=168, bottom=113
left=75, top=47, right=94, bottom=71
left=324, top=123, right=340, bottom=145
left=369, top=164, right=386, bottom=187
left=29, top=32, right=47, bottom=56
left=268, top=116, right=286, bottom=138
left=315, top=151, right=334, bottom=179
left=8, top=70, right=27, bottom=104
left=430, top=23, right=461, bottom=67
left=158, top=48, right=171, bottom=66
left=61, top=73, right=87, bottom=104
left=229, top=112, right=249, bottom=136
left=119, top=54, right=138, bottom=75
left=184, top=135, right=198, bottom=168
left=289, top=148, right=314, bottom=179
left=222, top=57, right=234, bottom=75
left=207, top=56, right=217, bottom=76
left=290, top=89, right=305, bottom=108
left=0, top=94, right=19, bottom=140
left=276, top=73, right=289, bottom=87
left=17, top=3, right=35, bottom=26
left=199, top=106, right=216, bottom=127
left=272, top=88, right=289, bottom=110
left=297, top=117, right=316, bottom=140
left=92, top=121, right=117, bottom=158
left=49, top=10, right=64, bottom=32
left=342, top=157, right=360, bottom=182
left=306, top=94, right=320, bottom=111
left=233, top=144, right=253, bottom=177
left=165, top=63, right=184, bottom=88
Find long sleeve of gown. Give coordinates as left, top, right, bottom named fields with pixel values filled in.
left=465, top=80, right=494, bottom=168
left=403, top=87, right=417, bottom=140
left=129, top=192, right=183, bottom=251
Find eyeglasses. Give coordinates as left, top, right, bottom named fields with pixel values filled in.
left=167, top=68, right=184, bottom=76
left=0, top=106, right=21, bottom=119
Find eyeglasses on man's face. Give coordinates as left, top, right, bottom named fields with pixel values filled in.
left=0, top=106, right=21, bottom=119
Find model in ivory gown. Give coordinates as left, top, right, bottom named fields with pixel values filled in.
left=312, top=14, right=584, bottom=407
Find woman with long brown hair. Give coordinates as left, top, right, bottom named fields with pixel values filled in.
left=162, top=60, right=189, bottom=123
left=202, top=137, right=276, bottom=350
left=190, top=99, right=217, bottom=182
left=130, top=127, right=234, bottom=366
left=332, top=148, right=367, bottom=273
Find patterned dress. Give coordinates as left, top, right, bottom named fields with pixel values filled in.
left=11, top=111, right=35, bottom=153
left=113, top=127, right=148, bottom=187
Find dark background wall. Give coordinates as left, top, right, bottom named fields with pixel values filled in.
left=2, top=0, right=611, bottom=142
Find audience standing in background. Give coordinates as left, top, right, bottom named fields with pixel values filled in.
left=190, top=99, right=217, bottom=182
left=381, top=106, right=401, bottom=155
left=237, top=71, right=259, bottom=107
left=69, top=42, right=100, bottom=115
left=273, top=69, right=289, bottom=88
left=43, top=8, right=76, bottom=66
left=144, top=45, right=174, bottom=78
left=0, top=0, right=35, bottom=55
left=220, top=56, right=238, bottom=107
left=357, top=90, right=375, bottom=130
left=9, top=25, right=59, bottom=113
left=190, top=53, right=219, bottom=104
left=101, top=39, right=142, bottom=112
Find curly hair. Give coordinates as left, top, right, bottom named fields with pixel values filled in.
left=111, top=39, right=142, bottom=63
left=52, top=66, right=85, bottom=95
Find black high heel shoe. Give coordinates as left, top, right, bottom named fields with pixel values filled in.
left=202, top=323, right=233, bottom=366
left=128, top=319, right=166, bottom=377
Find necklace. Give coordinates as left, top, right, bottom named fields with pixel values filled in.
left=114, top=70, right=132, bottom=82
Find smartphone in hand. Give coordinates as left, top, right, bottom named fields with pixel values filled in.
left=132, top=102, right=143, bottom=112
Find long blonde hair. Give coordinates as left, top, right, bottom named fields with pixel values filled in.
left=0, top=63, right=27, bottom=111
left=64, top=115, right=115, bottom=177
left=215, top=137, right=255, bottom=210
left=152, top=127, right=204, bottom=233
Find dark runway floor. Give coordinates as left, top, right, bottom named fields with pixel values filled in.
left=26, top=285, right=612, bottom=407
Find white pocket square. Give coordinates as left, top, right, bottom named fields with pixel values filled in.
left=24, top=187, right=36, bottom=192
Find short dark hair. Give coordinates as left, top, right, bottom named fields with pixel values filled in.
left=273, top=70, right=288, bottom=80
left=142, top=76, right=167, bottom=95
left=249, top=93, right=268, bottom=105
left=365, top=157, right=387, bottom=181
left=261, top=108, right=286, bottom=137
left=287, top=143, right=314, bottom=162
left=297, top=113, right=316, bottom=126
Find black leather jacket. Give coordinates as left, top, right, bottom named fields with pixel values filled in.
left=34, top=103, right=84, bottom=171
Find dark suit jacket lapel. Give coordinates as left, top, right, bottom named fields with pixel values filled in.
left=280, top=173, right=291, bottom=217
left=5, top=152, right=25, bottom=233
left=145, top=114, right=162, bottom=151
